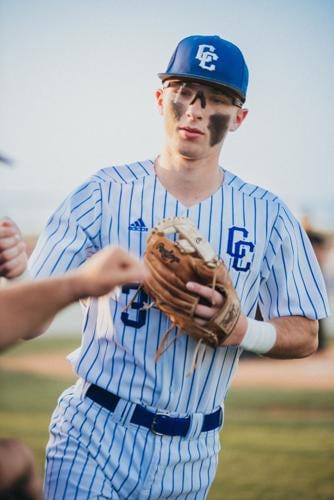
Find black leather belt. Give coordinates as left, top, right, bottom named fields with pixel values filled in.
left=86, top=384, right=222, bottom=437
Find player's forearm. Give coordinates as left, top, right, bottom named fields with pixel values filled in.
left=233, top=314, right=318, bottom=359
left=266, top=316, right=318, bottom=358
left=0, top=274, right=82, bottom=349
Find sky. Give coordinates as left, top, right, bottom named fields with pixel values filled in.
left=1, top=0, right=334, bottom=234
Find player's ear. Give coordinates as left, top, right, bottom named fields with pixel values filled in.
left=155, top=88, right=164, bottom=115
left=229, top=108, right=248, bottom=132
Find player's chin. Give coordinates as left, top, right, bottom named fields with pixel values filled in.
left=177, top=144, right=208, bottom=161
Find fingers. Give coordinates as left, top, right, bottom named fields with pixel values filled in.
left=78, top=246, right=147, bottom=297
left=114, top=259, right=147, bottom=286
left=193, top=318, right=207, bottom=326
left=186, top=281, right=224, bottom=322
left=0, top=219, right=28, bottom=279
left=0, top=218, right=23, bottom=251
left=104, top=247, right=147, bottom=282
left=0, top=240, right=26, bottom=263
left=0, top=234, right=22, bottom=251
left=0, top=252, right=28, bottom=279
left=193, top=303, right=218, bottom=320
left=186, top=281, right=223, bottom=306
left=0, top=217, right=21, bottom=236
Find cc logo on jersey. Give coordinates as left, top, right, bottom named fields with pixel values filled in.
left=227, top=226, right=255, bottom=272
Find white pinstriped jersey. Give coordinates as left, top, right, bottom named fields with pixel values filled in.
left=30, top=159, right=329, bottom=415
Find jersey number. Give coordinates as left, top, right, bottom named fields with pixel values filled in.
left=120, top=284, right=148, bottom=328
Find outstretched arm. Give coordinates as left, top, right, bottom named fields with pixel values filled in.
left=0, top=247, right=146, bottom=350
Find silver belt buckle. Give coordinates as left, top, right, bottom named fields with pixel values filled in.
left=150, top=410, right=170, bottom=436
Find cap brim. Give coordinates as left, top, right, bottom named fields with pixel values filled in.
left=158, top=72, right=246, bottom=101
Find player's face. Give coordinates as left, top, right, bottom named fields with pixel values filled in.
left=156, top=80, right=247, bottom=160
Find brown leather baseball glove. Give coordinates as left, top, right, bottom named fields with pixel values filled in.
left=143, top=217, right=241, bottom=361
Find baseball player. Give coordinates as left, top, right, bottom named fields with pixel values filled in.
left=29, top=35, right=329, bottom=499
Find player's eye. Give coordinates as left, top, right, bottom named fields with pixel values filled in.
left=179, top=85, right=195, bottom=98
left=208, top=94, right=232, bottom=106
left=166, top=81, right=183, bottom=92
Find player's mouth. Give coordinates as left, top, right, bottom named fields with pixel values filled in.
left=178, top=127, right=204, bottom=139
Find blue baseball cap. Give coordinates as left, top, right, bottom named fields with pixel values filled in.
left=158, top=35, right=249, bottom=101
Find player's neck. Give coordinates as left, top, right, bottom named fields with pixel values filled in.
left=154, top=153, right=224, bottom=207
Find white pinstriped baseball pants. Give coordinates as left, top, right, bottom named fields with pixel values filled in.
left=44, top=381, right=221, bottom=499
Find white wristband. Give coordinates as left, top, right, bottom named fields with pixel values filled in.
left=240, top=318, right=277, bottom=354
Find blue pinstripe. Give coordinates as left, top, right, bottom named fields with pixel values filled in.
left=29, top=160, right=329, bottom=499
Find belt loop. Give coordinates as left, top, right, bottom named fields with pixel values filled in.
left=74, top=378, right=91, bottom=399
left=112, top=398, right=136, bottom=427
left=186, top=412, right=204, bottom=439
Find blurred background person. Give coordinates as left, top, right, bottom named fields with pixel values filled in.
left=303, top=216, right=334, bottom=352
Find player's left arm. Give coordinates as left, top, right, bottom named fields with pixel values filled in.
left=188, top=202, right=329, bottom=359
left=266, top=315, right=318, bottom=358
left=227, top=310, right=319, bottom=358
left=186, top=282, right=318, bottom=358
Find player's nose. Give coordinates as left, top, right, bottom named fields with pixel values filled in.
left=186, top=94, right=205, bottom=120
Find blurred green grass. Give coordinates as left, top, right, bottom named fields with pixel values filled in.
left=214, top=389, right=334, bottom=500
left=1, top=337, right=334, bottom=499
left=0, top=336, right=77, bottom=468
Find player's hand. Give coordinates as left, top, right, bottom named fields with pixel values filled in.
left=186, top=281, right=224, bottom=320
left=74, top=246, right=147, bottom=298
left=186, top=281, right=248, bottom=344
left=0, top=218, right=28, bottom=279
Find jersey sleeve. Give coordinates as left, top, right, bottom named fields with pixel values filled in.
left=258, top=201, right=330, bottom=321
left=29, top=179, right=103, bottom=278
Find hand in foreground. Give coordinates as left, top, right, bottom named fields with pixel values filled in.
left=0, top=438, right=42, bottom=499
left=0, top=218, right=28, bottom=279
left=186, top=281, right=247, bottom=344
left=74, top=246, right=146, bottom=298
